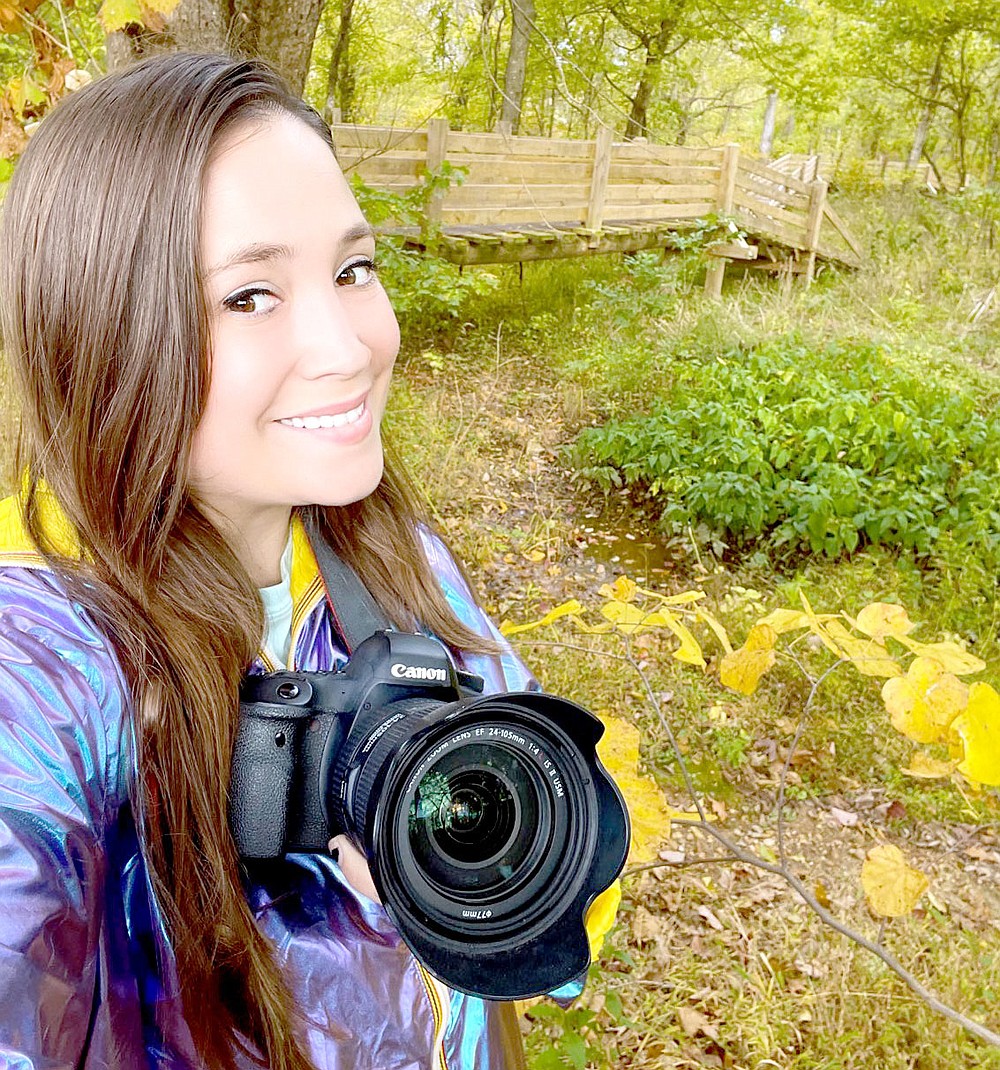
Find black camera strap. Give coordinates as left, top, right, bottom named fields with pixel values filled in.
left=303, top=511, right=392, bottom=653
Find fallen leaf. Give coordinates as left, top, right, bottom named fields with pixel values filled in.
left=829, top=806, right=859, bottom=827
left=696, top=904, right=724, bottom=931
left=902, top=751, right=958, bottom=779
left=678, top=1006, right=719, bottom=1040
left=861, top=844, right=929, bottom=917
left=885, top=800, right=907, bottom=820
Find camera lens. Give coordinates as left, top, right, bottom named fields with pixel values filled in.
left=333, top=687, right=629, bottom=999
left=408, top=746, right=539, bottom=884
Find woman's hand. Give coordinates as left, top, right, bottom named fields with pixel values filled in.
left=329, top=834, right=382, bottom=903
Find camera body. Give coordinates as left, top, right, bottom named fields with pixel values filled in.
left=231, top=631, right=483, bottom=859
left=231, top=630, right=630, bottom=999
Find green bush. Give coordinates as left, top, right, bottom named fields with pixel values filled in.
left=570, top=337, right=1000, bottom=562
left=351, top=169, right=498, bottom=331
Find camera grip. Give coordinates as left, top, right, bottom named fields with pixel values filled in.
left=229, top=701, right=301, bottom=858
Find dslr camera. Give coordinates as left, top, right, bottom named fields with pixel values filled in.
left=230, top=630, right=629, bottom=999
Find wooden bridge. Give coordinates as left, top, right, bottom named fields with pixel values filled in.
left=333, top=119, right=863, bottom=296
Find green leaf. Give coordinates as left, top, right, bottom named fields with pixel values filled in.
left=562, top=1032, right=587, bottom=1070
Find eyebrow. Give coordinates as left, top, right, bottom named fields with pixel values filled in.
left=205, top=223, right=377, bottom=280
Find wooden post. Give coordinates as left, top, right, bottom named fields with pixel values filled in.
left=585, top=126, right=613, bottom=232
left=704, top=142, right=740, bottom=298
left=328, top=106, right=342, bottom=126
left=803, top=177, right=828, bottom=285
left=424, top=117, right=450, bottom=224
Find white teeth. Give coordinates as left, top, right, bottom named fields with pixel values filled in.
left=280, top=402, right=365, bottom=430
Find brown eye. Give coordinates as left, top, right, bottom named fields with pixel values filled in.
left=337, top=260, right=376, bottom=287
left=223, top=287, right=277, bottom=316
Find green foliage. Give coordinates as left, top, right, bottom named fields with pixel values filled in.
left=526, top=959, right=636, bottom=1069
left=570, top=337, right=1000, bottom=562
left=349, top=168, right=498, bottom=330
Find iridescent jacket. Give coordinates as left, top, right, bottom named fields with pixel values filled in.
left=0, top=498, right=558, bottom=1069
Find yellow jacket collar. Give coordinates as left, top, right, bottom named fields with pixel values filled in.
left=0, top=491, right=325, bottom=618
left=0, top=488, right=82, bottom=566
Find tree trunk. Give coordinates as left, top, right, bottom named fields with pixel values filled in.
left=498, top=0, right=535, bottom=133
left=759, top=89, right=778, bottom=157
left=325, top=0, right=356, bottom=122
left=106, top=0, right=325, bottom=97
left=907, top=46, right=943, bottom=169
left=622, top=12, right=681, bottom=141
left=624, top=50, right=658, bottom=140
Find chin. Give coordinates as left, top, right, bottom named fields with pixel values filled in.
left=309, top=455, right=385, bottom=508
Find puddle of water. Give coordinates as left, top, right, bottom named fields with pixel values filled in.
left=577, top=515, right=690, bottom=582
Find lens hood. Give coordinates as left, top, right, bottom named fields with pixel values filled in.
left=358, top=691, right=629, bottom=999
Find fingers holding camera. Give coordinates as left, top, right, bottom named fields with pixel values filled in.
left=329, top=834, right=382, bottom=904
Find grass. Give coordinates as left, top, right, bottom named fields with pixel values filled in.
left=0, top=180, right=996, bottom=1066
left=385, top=181, right=999, bottom=1067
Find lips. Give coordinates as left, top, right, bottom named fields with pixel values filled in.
left=279, top=399, right=366, bottom=430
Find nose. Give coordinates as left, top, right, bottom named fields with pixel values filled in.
left=292, top=283, right=371, bottom=381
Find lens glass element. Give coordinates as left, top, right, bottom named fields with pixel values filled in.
left=407, top=743, right=540, bottom=891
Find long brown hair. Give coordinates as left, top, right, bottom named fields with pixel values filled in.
left=0, top=53, right=493, bottom=1070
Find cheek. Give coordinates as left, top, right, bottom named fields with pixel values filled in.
left=368, top=291, right=401, bottom=372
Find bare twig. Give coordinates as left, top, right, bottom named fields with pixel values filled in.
left=511, top=629, right=1000, bottom=1048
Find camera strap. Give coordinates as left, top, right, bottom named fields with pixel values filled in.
left=303, top=511, right=393, bottom=653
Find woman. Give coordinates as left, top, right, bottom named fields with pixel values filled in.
left=0, top=53, right=608, bottom=1070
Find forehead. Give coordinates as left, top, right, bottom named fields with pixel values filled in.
left=201, top=114, right=364, bottom=256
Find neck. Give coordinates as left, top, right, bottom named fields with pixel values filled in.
left=198, top=501, right=292, bottom=586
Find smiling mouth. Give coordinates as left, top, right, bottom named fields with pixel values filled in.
left=279, top=401, right=366, bottom=429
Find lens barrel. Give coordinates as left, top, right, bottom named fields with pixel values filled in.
left=331, top=691, right=629, bottom=999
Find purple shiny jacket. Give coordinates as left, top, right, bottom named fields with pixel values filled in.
left=0, top=506, right=536, bottom=1069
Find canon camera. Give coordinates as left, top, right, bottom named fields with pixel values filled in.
left=230, top=630, right=629, bottom=999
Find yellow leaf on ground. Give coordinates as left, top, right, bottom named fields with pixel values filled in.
left=719, top=623, right=776, bottom=695
left=861, top=845, right=929, bottom=917
left=825, top=620, right=902, bottom=678
left=596, top=713, right=672, bottom=865
left=881, top=657, right=968, bottom=744
left=902, top=751, right=959, bottom=779
left=599, top=575, right=637, bottom=603
left=142, top=0, right=181, bottom=12
left=952, top=683, right=1000, bottom=787
left=855, top=602, right=915, bottom=641
left=895, top=637, right=986, bottom=675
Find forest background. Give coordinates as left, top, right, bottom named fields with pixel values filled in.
left=0, top=2, right=998, bottom=1068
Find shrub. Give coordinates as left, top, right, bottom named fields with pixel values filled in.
left=570, top=337, right=1000, bottom=563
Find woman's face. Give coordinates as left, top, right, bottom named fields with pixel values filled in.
left=190, top=114, right=400, bottom=544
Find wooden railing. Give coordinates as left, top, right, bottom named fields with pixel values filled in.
left=332, top=120, right=862, bottom=281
